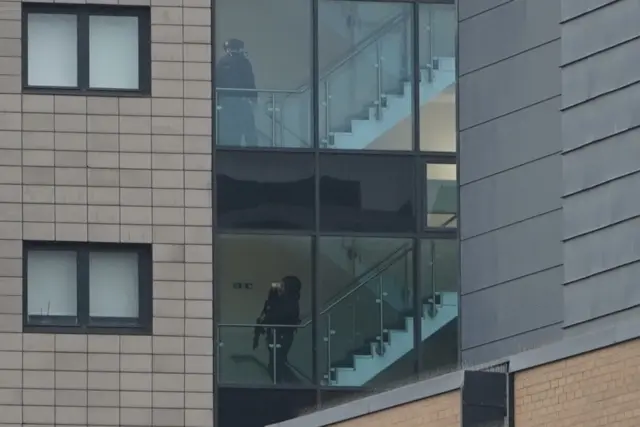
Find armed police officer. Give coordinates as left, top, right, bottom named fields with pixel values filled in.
left=215, top=38, right=258, bottom=147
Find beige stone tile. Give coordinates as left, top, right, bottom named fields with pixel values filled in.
left=88, top=390, right=119, bottom=407
left=23, top=352, right=54, bottom=370
left=120, top=372, right=152, bottom=391
left=88, top=335, right=120, bottom=353
left=88, top=372, right=119, bottom=390
left=153, top=225, right=186, bottom=244
left=121, top=224, right=153, bottom=243
left=87, top=133, right=119, bottom=151
left=153, top=281, right=185, bottom=300
left=22, top=389, right=53, bottom=406
left=88, top=353, right=119, bottom=372
left=120, top=408, right=152, bottom=426
left=152, top=355, right=185, bottom=374
left=120, top=390, right=152, bottom=408
left=55, top=389, right=87, bottom=406
left=120, top=336, right=152, bottom=355
left=185, top=263, right=212, bottom=282
left=153, top=317, right=185, bottom=336
left=55, top=406, right=87, bottom=425
left=88, top=407, right=119, bottom=425
left=55, top=95, right=87, bottom=114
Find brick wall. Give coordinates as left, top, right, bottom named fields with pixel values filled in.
left=331, top=391, right=460, bottom=427
left=0, top=0, right=213, bottom=424
left=515, top=339, right=640, bottom=427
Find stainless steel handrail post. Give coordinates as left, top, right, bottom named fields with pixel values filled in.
left=375, top=41, right=383, bottom=121
left=323, top=79, right=331, bottom=146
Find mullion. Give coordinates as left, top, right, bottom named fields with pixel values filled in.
left=77, top=10, right=90, bottom=90
left=77, top=248, right=90, bottom=326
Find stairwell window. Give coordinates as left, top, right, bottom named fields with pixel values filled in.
left=23, top=241, right=152, bottom=334
left=23, top=4, right=150, bottom=94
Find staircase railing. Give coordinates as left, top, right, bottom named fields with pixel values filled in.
left=276, top=8, right=416, bottom=148
left=297, top=242, right=412, bottom=328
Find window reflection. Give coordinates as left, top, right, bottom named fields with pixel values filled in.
left=319, top=154, right=414, bottom=232
left=426, top=163, right=457, bottom=229
left=216, top=152, right=315, bottom=230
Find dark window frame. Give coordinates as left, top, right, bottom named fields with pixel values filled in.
left=22, top=240, right=153, bottom=335
left=22, top=3, right=151, bottom=96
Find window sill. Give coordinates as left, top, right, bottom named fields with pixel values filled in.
left=22, top=86, right=150, bottom=98
left=23, top=323, right=152, bottom=335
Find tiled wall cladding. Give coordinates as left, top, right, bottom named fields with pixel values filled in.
left=0, top=0, right=214, bottom=424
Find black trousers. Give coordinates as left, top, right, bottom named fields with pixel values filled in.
left=217, top=96, right=258, bottom=147
left=266, top=330, right=295, bottom=384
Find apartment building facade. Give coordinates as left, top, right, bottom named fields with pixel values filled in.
left=2, top=0, right=640, bottom=425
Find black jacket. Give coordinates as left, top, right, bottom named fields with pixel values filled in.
left=216, top=53, right=257, bottom=100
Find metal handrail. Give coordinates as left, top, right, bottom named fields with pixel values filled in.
left=215, top=87, right=301, bottom=94
left=297, top=10, right=410, bottom=95
left=318, top=244, right=411, bottom=318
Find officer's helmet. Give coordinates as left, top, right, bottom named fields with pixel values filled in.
left=224, top=38, right=245, bottom=53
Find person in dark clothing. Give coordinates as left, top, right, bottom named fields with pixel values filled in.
left=215, top=38, right=258, bottom=147
left=254, top=276, right=302, bottom=384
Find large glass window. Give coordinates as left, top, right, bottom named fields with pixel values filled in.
left=24, top=241, right=152, bottom=333
left=418, top=3, right=456, bottom=152
left=319, top=154, right=415, bottom=232
left=24, top=4, right=150, bottom=93
left=317, top=237, right=415, bottom=387
left=318, top=1, right=413, bottom=151
left=214, top=0, right=311, bottom=148
left=216, top=152, right=315, bottom=230
left=216, top=234, right=313, bottom=386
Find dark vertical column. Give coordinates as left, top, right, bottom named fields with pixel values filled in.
left=411, top=1, right=423, bottom=376
left=210, top=0, right=219, bottom=423
left=311, top=0, right=321, bottom=407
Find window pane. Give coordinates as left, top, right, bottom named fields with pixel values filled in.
left=216, top=234, right=312, bottom=386
left=27, top=250, right=77, bottom=318
left=216, top=152, right=315, bottom=230
left=419, top=239, right=458, bottom=376
left=319, top=154, right=414, bottom=232
left=89, top=15, right=139, bottom=90
left=214, top=0, right=311, bottom=148
left=89, top=252, right=139, bottom=318
left=318, top=0, right=413, bottom=151
left=426, top=163, right=457, bottom=229
left=419, top=3, right=456, bottom=152
left=28, top=13, right=78, bottom=87
left=318, top=237, right=415, bottom=387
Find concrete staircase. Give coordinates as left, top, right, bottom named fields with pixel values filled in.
left=327, top=292, right=458, bottom=387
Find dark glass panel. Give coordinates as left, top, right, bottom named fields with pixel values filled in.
left=216, top=151, right=314, bottom=230
left=217, top=388, right=317, bottom=427
left=319, top=154, right=415, bottom=232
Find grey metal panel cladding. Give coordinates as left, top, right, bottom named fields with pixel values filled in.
left=459, top=41, right=561, bottom=130
left=563, top=127, right=640, bottom=195
left=564, top=262, right=640, bottom=328
left=561, top=0, right=618, bottom=21
left=461, top=267, right=563, bottom=350
left=458, top=0, right=511, bottom=21
left=459, top=0, right=560, bottom=75
left=564, top=217, right=640, bottom=283
left=564, top=171, right=640, bottom=239
left=562, top=82, right=640, bottom=151
left=459, top=97, right=560, bottom=185
left=562, top=0, right=640, bottom=65
left=461, top=210, right=562, bottom=295
left=563, top=38, right=640, bottom=108
left=460, top=155, right=562, bottom=239
left=461, top=324, right=562, bottom=365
